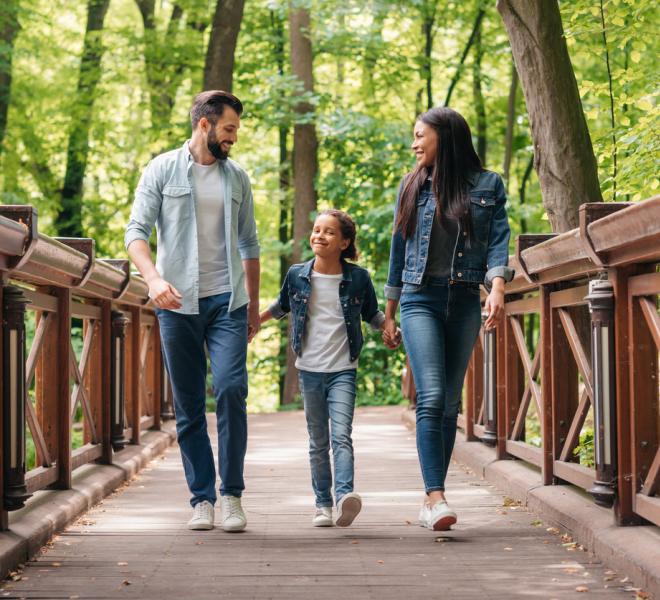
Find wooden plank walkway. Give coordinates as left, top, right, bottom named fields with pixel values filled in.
left=0, top=407, right=640, bottom=599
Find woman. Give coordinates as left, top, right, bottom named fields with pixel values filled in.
left=382, top=107, right=513, bottom=531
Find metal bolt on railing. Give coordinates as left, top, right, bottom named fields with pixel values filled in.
left=586, top=277, right=617, bottom=508
left=2, top=286, right=32, bottom=510
left=110, top=311, right=129, bottom=451
left=481, top=311, right=497, bottom=446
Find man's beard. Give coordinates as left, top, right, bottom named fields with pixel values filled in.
left=207, top=126, right=229, bottom=160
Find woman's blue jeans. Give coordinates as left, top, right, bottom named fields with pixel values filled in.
left=298, top=369, right=357, bottom=507
left=157, top=293, right=248, bottom=507
left=400, top=278, right=482, bottom=493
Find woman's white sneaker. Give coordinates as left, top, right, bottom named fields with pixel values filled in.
left=336, top=492, right=362, bottom=527
left=420, top=500, right=457, bottom=531
left=221, top=495, right=247, bottom=532
left=188, top=500, right=215, bottom=530
left=313, top=507, right=334, bottom=527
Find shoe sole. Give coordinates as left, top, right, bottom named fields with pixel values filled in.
left=336, top=496, right=362, bottom=527
left=222, top=521, right=247, bottom=533
left=431, top=514, right=457, bottom=531
left=188, top=522, right=214, bottom=531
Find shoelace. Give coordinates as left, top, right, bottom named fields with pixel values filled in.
left=194, top=502, right=212, bottom=520
left=223, top=497, right=242, bottom=517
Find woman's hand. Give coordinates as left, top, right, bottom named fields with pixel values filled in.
left=381, top=317, right=402, bottom=349
left=483, top=278, right=505, bottom=330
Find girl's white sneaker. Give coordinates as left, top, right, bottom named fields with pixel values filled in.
left=336, top=492, right=362, bottom=527
left=313, top=507, right=334, bottom=527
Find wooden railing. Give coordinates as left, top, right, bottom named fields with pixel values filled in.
left=0, top=205, right=173, bottom=530
left=404, top=197, right=660, bottom=527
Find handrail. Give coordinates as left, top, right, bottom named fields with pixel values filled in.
left=0, top=204, right=168, bottom=531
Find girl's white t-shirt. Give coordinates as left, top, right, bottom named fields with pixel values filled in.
left=295, top=271, right=358, bottom=373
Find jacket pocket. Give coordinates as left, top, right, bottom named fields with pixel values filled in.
left=163, top=185, right=192, bottom=221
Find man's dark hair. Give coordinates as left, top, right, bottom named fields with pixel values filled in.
left=190, top=90, right=243, bottom=129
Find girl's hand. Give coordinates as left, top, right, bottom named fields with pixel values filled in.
left=483, top=287, right=505, bottom=330
left=381, top=318, right=401, bottom=349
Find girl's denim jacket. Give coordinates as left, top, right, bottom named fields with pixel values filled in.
left=269, top=259, right=385, bottom=363
left=385, top=169, right=514, bottom=299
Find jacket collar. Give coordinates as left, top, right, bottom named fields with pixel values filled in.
left=299, top=258, right=353, bottom=282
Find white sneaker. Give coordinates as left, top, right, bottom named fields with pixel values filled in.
left=313, top=507, right=333, bottom=527
left=188, top=500, right=214, bottom=530
left=336, top=492, right=362, bottom=527
left=419, top=500, right=457, bottom=531
left=221, top=495, right=247, bottom=532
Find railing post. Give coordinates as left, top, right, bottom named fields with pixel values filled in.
left=2, top=285, right=32, bottom=510
left=110, top=310, right=128, bottom=451
left=160, top=353, right=175, bottom=421
left=481, top=312, right=497, bottom=446
left=586, top=277, right=617, bottom=508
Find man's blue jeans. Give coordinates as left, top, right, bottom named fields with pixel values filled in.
left=298, top=369, right=357, bottom=507
left=157, top=293, right=248, bottom=507
left=400, top=279, right=482, bottom=493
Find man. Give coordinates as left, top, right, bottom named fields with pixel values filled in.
left=125, top=90, right=260, bottom=532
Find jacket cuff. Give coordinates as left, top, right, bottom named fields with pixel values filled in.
left=384, top=284, right=402, bottom=301
left=268, top=300, right=287, bottom=320
left=484, top=266, right=515, bottom=292
left=369, top=311, right=386, bottom=331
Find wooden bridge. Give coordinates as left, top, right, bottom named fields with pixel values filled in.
left=0, top=198, right=658, bottom=598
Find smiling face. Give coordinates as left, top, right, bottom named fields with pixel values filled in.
left=411, top=119, right=438, bottom=168
left=202, top=106, right=240, bottom=160
left=310, top=214, right=349, bottom=261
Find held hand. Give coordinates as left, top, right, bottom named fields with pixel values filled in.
left=148, top=277, right=182, bottom=310
left=247, top=303, right=261, bottom=343
left=381, top=318, right=402, bottom=349
left=483, top=288, right=505, bottom=330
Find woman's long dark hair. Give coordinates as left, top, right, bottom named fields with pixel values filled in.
left=395, top=107, right=482, bottom=241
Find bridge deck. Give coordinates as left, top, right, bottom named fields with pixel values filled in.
left=1, top=407, right=635, bottom=599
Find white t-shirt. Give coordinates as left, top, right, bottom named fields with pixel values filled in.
left=191, top=161, right=232, bottom=298
left=295, top=271, right=358, bottom=373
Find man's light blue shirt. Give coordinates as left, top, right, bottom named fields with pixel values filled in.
left=125, top=141, right=260, bottom=314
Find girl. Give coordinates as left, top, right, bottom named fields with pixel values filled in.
left=261, top=209, right=397, bottom=527
left=382, top=107, right=513, bottom=531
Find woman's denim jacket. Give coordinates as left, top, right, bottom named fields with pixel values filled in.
left=269, top=259, right=385, bottom=362
left=385, top=169, right=514, bottom=299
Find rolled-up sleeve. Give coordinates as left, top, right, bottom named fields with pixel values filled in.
left=361, top=274, right=385, bottom=331
left=237, top=171, right=260, bottom=260
left=384, top=180, right=406, bottom=300
left=484, top=175, right=515, bottom=291
left=125, top=160, right=162, bottom=250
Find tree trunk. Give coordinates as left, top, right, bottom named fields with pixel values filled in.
left=203, top=0, right=245, bottom=91
left=472, top=26, right=486, bottom=166
left=0, top=0, right=20, bottom=154
left=57, top=0, right=111, bottom=238
left=497, top=0, right=602, bottom=233
left=421, top=0, right=437, bottom=110
left=502, top=61, right=518, bottom=190
left=444, top=8, right=485, bottom=107
left=271, top=9, right=293, bottom=406
left=285, top=3, right=318, bottom=405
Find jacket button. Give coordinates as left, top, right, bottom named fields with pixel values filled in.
left=458, top=252, right=463, bottom=257
left=463, top=231, right=468, bottom=236
left=480, top=199, right=486, bottom=205
left=457, top=272, right=463, bottom=277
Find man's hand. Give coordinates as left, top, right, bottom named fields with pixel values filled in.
left=148, top=277, right=182, bottom=310
left=381, top=317, right=402, bottom=349
left=247, top=302, right=260, bottom=343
